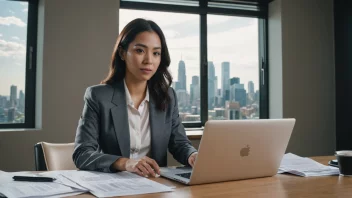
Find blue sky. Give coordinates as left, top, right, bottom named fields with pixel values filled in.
left=0, top=0, right=28, bottom=96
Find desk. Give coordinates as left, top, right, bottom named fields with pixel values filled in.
left=75, top=156, right=352, bottom=198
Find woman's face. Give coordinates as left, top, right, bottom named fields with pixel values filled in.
left=122, top=31, right=162, bottom=82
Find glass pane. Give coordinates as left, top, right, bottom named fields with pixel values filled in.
left=207, top=15, right=259, bottom=120
left=121, top=0, right=198, bottom=6
left=120, top=9, right=200, bottom=122
left=0, top=0, right=28, bottom=124
left=208, top=1, right=259, bottom=11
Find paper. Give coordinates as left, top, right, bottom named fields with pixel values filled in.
left=0, top=180, right=83, bottom=198
left=278, top=153, right=340, bottom=176
left=60, top=170, right=173, bottom=197
left=0, top=171, right=86, bottom=198
left=39, top=170, right=88, bottom=191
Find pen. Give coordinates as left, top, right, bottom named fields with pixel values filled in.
left=13, top=176, right=56, bottom=182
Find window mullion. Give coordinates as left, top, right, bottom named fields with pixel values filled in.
left=24, top=0, right=38, bottom=128
left=200, top=0, right=208, bottom=126
left=259, top=18, right=269, bottom=119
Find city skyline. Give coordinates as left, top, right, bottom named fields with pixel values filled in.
left=0, top=84, right=24, bottom=98
left=173, top=59, right=258, bottom=97
left=172, top=59, right=259, bottom=96
left=172, top=57, right=260, bottom=121
left=0, top=84, right=25, bottom=123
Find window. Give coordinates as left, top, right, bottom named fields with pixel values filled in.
left=0, top=0, right=38, bottom=128
left=207, top=15, right=259, bottom=120
left=120, top=0, right=269, bottom=128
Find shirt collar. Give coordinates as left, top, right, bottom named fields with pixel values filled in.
left=123, top=79, right=149, bottom=106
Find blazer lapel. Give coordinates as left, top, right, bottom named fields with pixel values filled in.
left=111, top=81, right=130, bottom=158
left=149, top=96, right=165, bottom=159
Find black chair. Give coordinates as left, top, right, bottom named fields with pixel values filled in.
left=34, top=142, right=47, bottom=171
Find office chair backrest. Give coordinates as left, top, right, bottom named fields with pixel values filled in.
left=34, top=142, right=47, bottom=171
left=34, top=142, right=77, bottom=171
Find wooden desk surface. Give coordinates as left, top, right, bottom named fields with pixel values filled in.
left=74, top=156, right=352, bottom=198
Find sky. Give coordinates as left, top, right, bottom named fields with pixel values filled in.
left=119, top=9, right=259, bottom=93
left=0, top=0, right=28, bottom=96
left=0, top=2, right=259, bottom=96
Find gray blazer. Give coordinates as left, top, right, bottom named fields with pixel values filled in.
left=73, top=80, right=197, bottom=173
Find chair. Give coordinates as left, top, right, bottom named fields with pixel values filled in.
left=34, top=142, right=77, bottom=171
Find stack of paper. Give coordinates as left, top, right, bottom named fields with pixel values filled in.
left=278, top=153, right=340, bottom=177
left=0, top=171, right=87, bottom=198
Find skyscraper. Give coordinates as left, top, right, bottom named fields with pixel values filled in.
left=221, top=62, right=230, bottom=101
left=255, top=90, right=260, bottom=103
left=8, top=107, right=15, bottom=122
left=208, top=61, right=216, bottom=110
left=230, top=83, right=244, bottom=102
left=190, top=76, right=200, bottom=106
left=10, top=85, right=17, bottom=107
left=215, top=88, right=222, bottom=107
left=235, top=88, right=247, bottom=107
left=230, top=77, right=246, bottom=107
left=248, top=81, right=255, bottom=94
left=192, top=76, right=199, bottom=85
left=0, top=96, right=6, bottom=108
left=230, top=77, right=240, bottom=85
left=174, top=82, right=181, bottom=91
left=176, top=89, right=189, bottom=107
left=208, top=61, right=215, bottom=80
left=19, top=90, right=25, bottom=112
left=0, top=113, right=5, bottom=123
left=178, top=60, right=186, bottom=91
left=214, top=76, right=218, bottom=95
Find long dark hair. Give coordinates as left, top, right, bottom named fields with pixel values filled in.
left=101, top=18, right=173, bottom=111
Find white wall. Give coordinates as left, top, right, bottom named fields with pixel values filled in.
left=269, top=0, right=335, bottom=156
left=268, top=0, right=283, bottom=119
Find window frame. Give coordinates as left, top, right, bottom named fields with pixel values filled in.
left=120, top=0, right=269, bottom=128
left=0, top=0, right=38, bottom=129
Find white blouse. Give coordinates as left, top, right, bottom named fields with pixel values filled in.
left=123, top=80, right=151, bottom=159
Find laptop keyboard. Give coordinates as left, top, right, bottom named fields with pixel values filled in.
left=176, top=172, right=191, bottom=179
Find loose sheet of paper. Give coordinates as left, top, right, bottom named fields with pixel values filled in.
left=60, top=171, right=173, bottom=197
left=278, top=153, right=339, bottom=176
left=39, top=170, right=88, bottom=191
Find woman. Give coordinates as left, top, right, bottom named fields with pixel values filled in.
left=72, top=18, right=198, bottom=177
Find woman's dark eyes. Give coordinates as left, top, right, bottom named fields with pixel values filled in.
left=136, top=49, right=160, bottom=56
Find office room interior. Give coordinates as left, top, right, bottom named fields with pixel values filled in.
left=0, top=0, right=350, bottom=172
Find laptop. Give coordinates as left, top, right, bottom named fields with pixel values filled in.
left=160, top=118, right=296, bottom=185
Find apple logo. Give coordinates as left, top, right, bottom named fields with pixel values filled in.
left=240, top=145, right=250, bottom=157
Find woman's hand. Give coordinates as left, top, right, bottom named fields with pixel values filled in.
left=188, top=152, right=198, bottom=167
left=114, top=156, right=161, bottom=177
